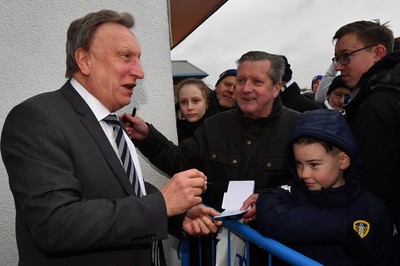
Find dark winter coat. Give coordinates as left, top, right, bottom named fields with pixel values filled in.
left=345, top=50, right=400, bottom=230
left=135, top=98, right=300, bottom=209
left=256, top=109, right=399, bottom=266
left=280, top=81, right=321, bottom=112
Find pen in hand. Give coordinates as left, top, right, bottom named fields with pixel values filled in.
left=130, top=107, right=136, bottom=127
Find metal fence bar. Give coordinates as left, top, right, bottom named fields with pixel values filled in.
left=180, top=237, right=190, bottom=265
left=180, top=219, right=323, bottom=266
left=223, top=220, right=323, bottom=266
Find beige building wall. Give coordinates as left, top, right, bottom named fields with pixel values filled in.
left=0, top=0, right=179, bottom=265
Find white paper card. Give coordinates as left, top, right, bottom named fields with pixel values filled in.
left=214, top=180, right=254, bottom=219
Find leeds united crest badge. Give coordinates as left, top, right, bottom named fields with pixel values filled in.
left=353, top=220, right=370, bottom=238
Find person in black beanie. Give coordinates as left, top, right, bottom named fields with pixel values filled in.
left=322, top=75, right=351, bottom=112
left=207, top=69, right=237, bottom=116
left=279, top=55, right=321, bottom=112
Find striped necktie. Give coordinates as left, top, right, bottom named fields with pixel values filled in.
left=103, top=114, right=161, bottom=265
left=103, top=114, right=142, bottom=196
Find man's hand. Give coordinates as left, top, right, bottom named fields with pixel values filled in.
left=121, top=113, right=149, bottom=140
left=160, top=169, right=207, bottom=217
left=182, top=204, right=222, bottom=236
left=240, top=193, right=259, bottom=224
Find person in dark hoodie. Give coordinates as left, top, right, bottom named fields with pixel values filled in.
left=279, top=55, right=321, bottom=112
left=333, top=20, right=400, bottom=230
left=256, top=109, right=399, bottom=266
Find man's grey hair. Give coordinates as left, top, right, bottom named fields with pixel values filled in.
left=236, top=51, right=285, bottom=84
left=65, top=9, right=135, bottom=78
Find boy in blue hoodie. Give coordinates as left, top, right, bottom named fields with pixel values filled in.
left=256, top=109, right=399, bottom=265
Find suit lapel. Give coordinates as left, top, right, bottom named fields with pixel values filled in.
left=60, top=80, right=134, bottom=195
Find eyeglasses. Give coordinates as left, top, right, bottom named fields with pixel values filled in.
left=332, top=44, right=376, bottom=65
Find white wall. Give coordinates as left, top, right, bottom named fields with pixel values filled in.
left=0, top=0, right=179, bottom=265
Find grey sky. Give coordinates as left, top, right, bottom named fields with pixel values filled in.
left=171, top=0, right=399, bottom=90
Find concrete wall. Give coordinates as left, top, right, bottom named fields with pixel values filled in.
left=0, top=0, right=179, bottom=265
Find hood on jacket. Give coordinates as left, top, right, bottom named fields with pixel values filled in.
left=285, top=109, right=361, bottom=185
left=358, top=50, right=400, bottom=90
left=346, top=51, right=400, bottom=119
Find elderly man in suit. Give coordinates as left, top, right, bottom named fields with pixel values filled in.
left=1, top=9, right=220, bottom=266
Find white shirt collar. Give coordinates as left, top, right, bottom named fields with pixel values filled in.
left=324, top=98, right=334, bottom=109
left=70, top=78, right=111, bottom=121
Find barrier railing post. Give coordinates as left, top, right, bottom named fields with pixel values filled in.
left=180, top=239, right=190, bottom=266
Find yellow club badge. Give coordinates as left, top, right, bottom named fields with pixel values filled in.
left=353, top=220, right=370, bottom=238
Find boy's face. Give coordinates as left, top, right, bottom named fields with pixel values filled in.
left=293, top=143, right=350, bottom=191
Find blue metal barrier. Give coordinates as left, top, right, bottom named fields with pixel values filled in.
left=180, top=219, right=323, bottom=266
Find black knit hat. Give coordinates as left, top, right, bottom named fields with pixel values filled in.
left=280, top=56, right=293, bottom=82
left=215, top=69, right=237, bottom=86
left=327, top=75, right=348, bottom=95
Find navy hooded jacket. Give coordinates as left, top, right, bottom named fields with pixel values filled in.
left=256, top=109, right=399, bottom=266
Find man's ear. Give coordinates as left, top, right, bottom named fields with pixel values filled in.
left=374, top=44, right=387, bottom=62
left=75, top=47, right=90, bottom=76
left=273, top=81, right=283, bottom=98
left=340, top=152, right=351, bottom=170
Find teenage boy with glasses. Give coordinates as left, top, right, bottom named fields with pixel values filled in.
left=333, top=20, right=400, bottom=232
left=332, top=44, right=377, bottom=65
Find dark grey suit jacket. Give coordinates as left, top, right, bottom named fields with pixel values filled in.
left=1, top=80, right=183, bottom=265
